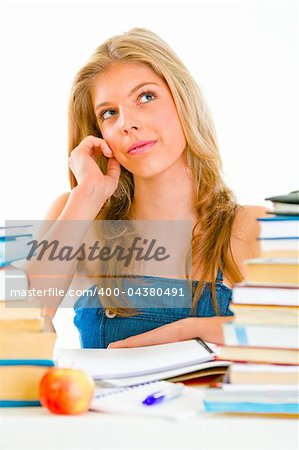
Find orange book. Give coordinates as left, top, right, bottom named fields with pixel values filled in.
left=0, top=302, right=44, bottom=331
left=216, top=345, right=299, bottom=365
left=245, top=258, right=299, bottom=285
left=0, top=361, right=54, bottom=402
left=230, top=304, right=299, bottom=326
left=0, top=316, right=56, bottom=359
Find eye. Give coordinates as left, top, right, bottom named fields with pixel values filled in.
left=101, top=109, right=117, bottom=121
left=139, top=91, right=156, bottom=104
left=98, top=90, right=156, bottom=122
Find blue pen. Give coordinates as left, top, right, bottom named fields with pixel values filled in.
left=142, top=383, right=185, bottom=406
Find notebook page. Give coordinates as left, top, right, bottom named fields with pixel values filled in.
left=90, top=381, right=205, bottom=420
left=103, top=360, right=230, bottom=387
left=57, top=339, right=215, bottom=379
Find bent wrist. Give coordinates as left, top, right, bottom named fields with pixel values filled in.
left=72, top=181, right=105, bottom=202
left=62, top=185, right=105, bottom=220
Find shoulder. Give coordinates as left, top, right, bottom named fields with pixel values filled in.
left=233, top=205, right=269, bottom=236
left=31, top=192, right=71, bottom=251
left=231, top=204, right=270, bottom=262
left=44, top=192, right=71, bottom=220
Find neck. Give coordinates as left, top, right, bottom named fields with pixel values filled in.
left=131, top=161, right=198, bottom=224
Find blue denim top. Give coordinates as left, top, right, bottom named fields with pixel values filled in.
left=73, top=269, right=233, bottom=349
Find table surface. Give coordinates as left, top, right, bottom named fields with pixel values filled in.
left=0, top=406, right=298, bottom=450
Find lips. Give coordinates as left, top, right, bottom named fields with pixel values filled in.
left=128, top=140, right=156, bottom=154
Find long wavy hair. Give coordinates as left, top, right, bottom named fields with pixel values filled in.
left=68, top=28, right=244, bottom=316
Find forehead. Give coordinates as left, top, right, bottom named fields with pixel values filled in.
left=91, top=62, right=166, bottom=106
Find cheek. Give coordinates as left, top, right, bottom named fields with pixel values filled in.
left=100, top=126, right=114, bottom=144
left=160, top=108, right=186, bottom=148
left=158, top=103, right=183, bottom=131
left=101, top=127, right=128, bottom=166
left=156, top=104, right=174, bottom=127
left=100, top=127, right=122, bottom=155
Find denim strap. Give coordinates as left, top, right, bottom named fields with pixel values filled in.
left=216, top=268, right=223, bottom=283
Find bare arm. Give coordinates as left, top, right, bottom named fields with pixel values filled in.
left=229, top=205, right=270, bottom=279
left=109, top=205, right=270, bottom=348
left=22, top=136, right=120, bottom=318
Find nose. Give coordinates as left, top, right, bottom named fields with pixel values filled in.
left=119, top=108, right=140, bottom=134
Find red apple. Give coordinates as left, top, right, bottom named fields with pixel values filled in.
left=39, top=367, right=95, bottom=415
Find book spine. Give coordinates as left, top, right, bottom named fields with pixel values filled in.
left=0, top=359, right=55, bottom=366
left=223, top=323, right=299, bottom=348
left=0, top=400, right=41, bottom=407
left=203, top=401, right=299, bottom=414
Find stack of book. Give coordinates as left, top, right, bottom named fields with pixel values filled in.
left=0, top=226, right=56, bottom=407
left=0, top=302, right=56, bottom=407
left=0, top=225, right=34, bottom=268
left=204, top=191, right=299, bottom=415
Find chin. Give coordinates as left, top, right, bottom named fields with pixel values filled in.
left=124, top=154, right=185, bottom=180
left=132, top=166, right=168, bottom=180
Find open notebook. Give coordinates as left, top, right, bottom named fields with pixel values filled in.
left=91, top=380, right=205, bottom=420
left=57, top=339, right=230, bottom=386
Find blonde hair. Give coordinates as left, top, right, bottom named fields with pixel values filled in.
left=68, top=28, right=244, bottom=316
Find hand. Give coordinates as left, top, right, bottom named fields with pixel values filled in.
left=68, top=135, right=121, bottom=202
left=108, top=316, right=231, bottom=348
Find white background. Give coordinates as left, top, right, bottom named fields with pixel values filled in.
left=1, top=0, right=298, bottom=348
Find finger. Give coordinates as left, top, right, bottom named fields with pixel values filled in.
left=106, top=157, right=121, bottom=179
left=79, top=136, right=114, bottom=158
left=97, top=141, right=114, bottom=158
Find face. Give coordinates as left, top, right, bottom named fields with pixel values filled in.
left=92, top=62, right=187, bottom=179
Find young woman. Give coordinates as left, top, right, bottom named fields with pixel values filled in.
left=40, top=28, right=267, bottom=348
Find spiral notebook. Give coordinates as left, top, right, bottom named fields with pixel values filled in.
left=57, top=339, right=222, bottom=385
left=90, top=380, right=205, bottom=420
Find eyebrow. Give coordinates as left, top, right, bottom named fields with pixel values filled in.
left=94, top=82, right=160, bottom=112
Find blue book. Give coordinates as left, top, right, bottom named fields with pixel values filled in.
left=204, top=388, right=299, bottom=415
left=0, top=360, right=55, bottom=407
left=257, top=216, right=299, bottom=239
left=0, top=225, right=33, bottom=239
left=257, top=237, right=299, bottom=240
left=0, top=400, right=41, bottom=407
left=0, top=234, right=32, bottom=242
left=258, top=216, right=299, bottom=221
left=0, top=360, right=55, bottom=367
left=204, top=401, right=299, bottom=414
left=0, top=236, right=33, bottom=267
left=223, top=322, right=298, bottom=349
